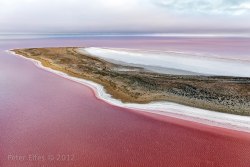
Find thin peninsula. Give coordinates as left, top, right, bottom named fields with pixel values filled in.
left=12, top=47, right=250, bottom=116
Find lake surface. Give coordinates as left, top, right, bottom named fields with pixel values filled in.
left=1, top=35, right=250, bottom=167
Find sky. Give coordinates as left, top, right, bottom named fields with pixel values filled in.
left=1, top=0, right=250, bottom=34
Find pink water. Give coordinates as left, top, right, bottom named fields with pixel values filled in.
left=1, top=36, right=250, bottom=167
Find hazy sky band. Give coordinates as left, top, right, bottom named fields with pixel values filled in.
left=1, top=0, right=250, bottom=33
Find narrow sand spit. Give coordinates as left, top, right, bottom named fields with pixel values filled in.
left=7, top=50, right=250, bottom=133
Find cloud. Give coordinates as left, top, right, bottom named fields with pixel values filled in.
left=0, top=0, right=250, bottom=33
left=155, top=0, right=250, bottom=15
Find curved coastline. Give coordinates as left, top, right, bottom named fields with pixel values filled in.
left=6, top=49, right=250, bottom=133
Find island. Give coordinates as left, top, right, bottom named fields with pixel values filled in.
left=12, top=47, right=250, bottom=115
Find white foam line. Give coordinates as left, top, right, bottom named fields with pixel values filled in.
left=6, top=50, right=250, bottom=133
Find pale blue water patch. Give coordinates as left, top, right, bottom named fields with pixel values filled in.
left=0, top=33, right=149, bottom=40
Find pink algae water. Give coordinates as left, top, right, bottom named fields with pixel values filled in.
left=0, top=36, right=250, bottom=167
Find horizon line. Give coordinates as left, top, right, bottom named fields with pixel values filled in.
left=1, top=32, right=250, bottom=39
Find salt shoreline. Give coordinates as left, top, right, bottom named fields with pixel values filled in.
left=7, top=49, right=250, bottom=133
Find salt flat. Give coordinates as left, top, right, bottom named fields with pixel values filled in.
left=83, top=47, right=250, bottom=77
